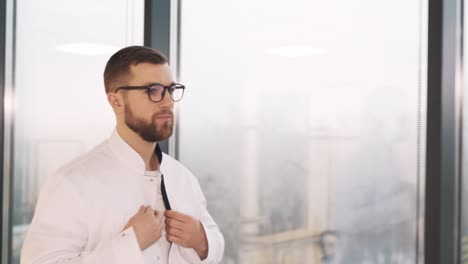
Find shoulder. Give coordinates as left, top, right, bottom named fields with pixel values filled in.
left=161, top=153, right=191, bottom=174
left=160, top=154, right=209, bottom=208
left=161, top=153, right=201, bottom=186
left=43, top=140, right=116, bottom=192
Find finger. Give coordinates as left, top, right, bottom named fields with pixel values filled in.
left=137, top=205, right=145, bottom=214
left=164, top=210, right=190, bottom=221
left=154, top=210, right=164, bottom=220
left=165, top=225, right=184, bottom=235
left=141, top=205, right=151, bottom=214
left=165, top=222, right=185, bottom=233
left=153, top=211, right=165, bottom=224
left=164, top=210, right=191, bottom=223
left=166, top=233, right=185, bottom=246
left=145, top=206, right=155, bottom=215
left=165, top=218, right=186, bottom=230
left=156, top=222, right=165, bottom=232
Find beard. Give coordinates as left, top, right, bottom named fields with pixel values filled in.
left=124, top=105, right=174, bottom=142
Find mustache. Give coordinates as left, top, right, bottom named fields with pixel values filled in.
left=153, top=110, right=174, bottom=119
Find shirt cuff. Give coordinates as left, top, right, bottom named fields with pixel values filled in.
left=179, top=247, right=208, bottom=264
left=179, top=222, right=215, bottom=264
left=112, top=227, right=145, bottom=264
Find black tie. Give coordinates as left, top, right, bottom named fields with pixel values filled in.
left=161, top=174, right=171, bottom=210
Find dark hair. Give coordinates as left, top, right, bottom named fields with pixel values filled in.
left=103, top=46, right=167, bottom=93
left=319, top=230, right=339, bottom=244
left=320, top=230, right=339, bottom=239
left=319, top=230, right=340, bottom=253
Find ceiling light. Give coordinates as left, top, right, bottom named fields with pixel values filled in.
left=56, top=43, right=120, bottom=56
left=264, top=45, right=326, bottom=57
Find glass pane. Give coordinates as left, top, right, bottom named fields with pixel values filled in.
left=10, top=0, right=144, bottom=262
left=179, top=0, right=427, bottom=263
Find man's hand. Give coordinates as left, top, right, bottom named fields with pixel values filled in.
left=124, top=206, right=164, bottom=251
left=164, top=210, right=209, bottom=260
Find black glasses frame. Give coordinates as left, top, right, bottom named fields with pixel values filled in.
left=115, top=83, right=185, bottom=102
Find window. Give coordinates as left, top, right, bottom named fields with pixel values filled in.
left=178, top=0, right=427, bottom=263
left=9, top=0, right=144, bottom=262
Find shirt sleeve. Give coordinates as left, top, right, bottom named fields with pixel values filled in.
left=178, top=175, right=225, bottom=264
left=178, top=221, right=223, bottom=264
left=20, top=173, right=144, bottom=264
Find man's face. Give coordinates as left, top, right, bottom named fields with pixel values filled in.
left=322, top=234, right=337, bottom=257
left=123, top=62, right=175, bottom=142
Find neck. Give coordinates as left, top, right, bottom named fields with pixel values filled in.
left=116, top=123, right=159, bottom=171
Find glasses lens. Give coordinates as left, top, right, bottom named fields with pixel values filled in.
left=170, top=85, right=185, bottom=102
left=149, top=84, right=164, bottom=102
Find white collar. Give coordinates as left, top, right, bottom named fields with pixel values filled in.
left=107, top=129, right=164, bottom=173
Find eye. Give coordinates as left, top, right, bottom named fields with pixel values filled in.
left=167, top=86, right=176, bottom=94
left=149, top=84, right=164, bottom=94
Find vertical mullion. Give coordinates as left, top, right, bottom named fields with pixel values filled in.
left=144, top=0, right=171, bottom=154
left=0, top=0, right=10, bottom=262
left=0, top=0, right=6, bottom=260
left=0, top=0, right=15, bottom=262
left=425, top=0, right=463, bottom=263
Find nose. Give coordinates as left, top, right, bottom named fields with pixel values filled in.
left=159, top=89, right=174, bottom=109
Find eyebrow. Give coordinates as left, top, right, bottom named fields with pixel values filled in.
left=142, top=82, right=177, bottom=86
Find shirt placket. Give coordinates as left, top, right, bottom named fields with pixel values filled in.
left=144, top=174, right=163, bottom=263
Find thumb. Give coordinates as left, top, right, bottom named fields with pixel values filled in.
left=144, top=206, right=154, bottom=215
left=154, top=210, right=164, bottom=223
left=154, top=210, right=162, bottom=218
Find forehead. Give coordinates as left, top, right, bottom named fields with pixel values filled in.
left=128, top=62, right=173, bottom=85
left=323, top=235, right=337, bottom=242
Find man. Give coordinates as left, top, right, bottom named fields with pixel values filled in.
left=319, top=230, right=339, bottom=264
left=21, top=46, right=224, bottom=264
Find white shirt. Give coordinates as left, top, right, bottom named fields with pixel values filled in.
left=21, top=130, right=225, bottom=264
left=142, top=170, right=171, bottom=264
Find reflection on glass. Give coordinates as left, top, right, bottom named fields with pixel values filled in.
left=179, top=0, right=426, bottom=263
left=10, top=0, right=143, bottom=263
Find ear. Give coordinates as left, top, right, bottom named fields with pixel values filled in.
left=107, top=92, right=124, bottom=114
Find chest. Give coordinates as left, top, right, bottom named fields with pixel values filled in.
left=83, top=170, right=199, bottom=249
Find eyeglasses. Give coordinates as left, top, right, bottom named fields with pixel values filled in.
left=115, top=83, right=185, bottom=102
